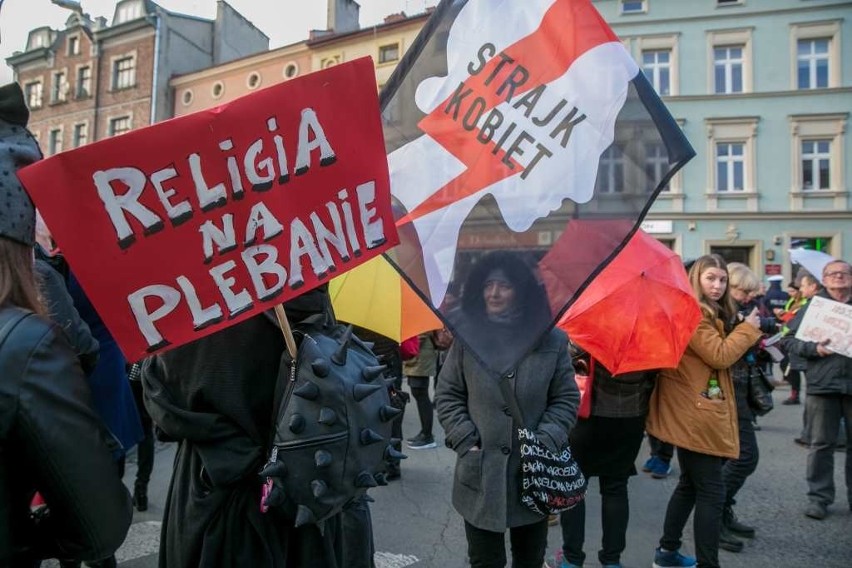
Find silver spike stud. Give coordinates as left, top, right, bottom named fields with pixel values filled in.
left=318, top=407, right=337, bottom=426
left=355, top=470, right=379, bottom=488
left=294, top=504, right=317, bottom=527
left=374, top=473, right=388, bottom=486
left=289, top=414, right=305, bottom=434
left=360, top=428, right=385, bottom=445
left=259, top=461, right=287, bottom=478
left=362, top=364, right=388, bottom=382
left=311, top=358, right=330, bottom=378
left=315, top=449, right=332, bottom=468
left=311, top=479, right=328, bottom=498
left=331, top=325, right=354, bottom=366
left=353, top=383, right=384, bottom=402
left=380, top=405, right=402, bottom=422
left=293, top=381, right=320, bottom=401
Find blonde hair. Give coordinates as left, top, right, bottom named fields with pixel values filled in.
left=0, top=237, right=44, bottom=315
left=688, top=254, right=736, bottom=323
left=727, top=262, right=760, bottom=294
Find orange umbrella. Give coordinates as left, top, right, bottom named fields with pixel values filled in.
left=557, top=230, right=701, bottom=374
left=328, top=254, right=442, bottom=342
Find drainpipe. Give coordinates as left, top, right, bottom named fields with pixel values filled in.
left=149, top=11, right=161, bottom=124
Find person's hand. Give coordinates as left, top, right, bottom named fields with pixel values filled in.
left=744, top=308, right=760, bottom=329
left=816, top=339, right=832, bottom=357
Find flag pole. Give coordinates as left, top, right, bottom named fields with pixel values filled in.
left=273, top=305, right=298, bottom=359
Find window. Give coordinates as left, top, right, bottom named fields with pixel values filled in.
left=246, top=72, right=261, bottom=89
left=378, top=43, right=400, bottom=64
left=112, top=56, right=136, bottom=90
left=707, top=29, right=752, bottom=94
left=211, top=81, right=224, bottom=99
left=25, top=81, right=43, bottom=109
left=181, top=89, right=193, bottom=106
left=76, top=66, right=91, bottom=98
left=27, top=30, right=49, bottom=50
left=642, top=50, right=671, bottom=95
left=73, top=123, right=88, bottom=148
left=621, top=1, right=646, bottom=14
left=283, top=62, right=299, bottom=79
left=68, top=35, right=80, bottom=55
left=596, top=145, right=624, bottom=194
left=797, top=39, right=829, bottom=89
left=109, top=116, right=131, bottom=137
left=716, top=142, right=746, bottom=192
left=644, top=143, right=670, bottom=192
left=320, top=55, right=341, bottom=69
left=716, top=0, right=743, bottom=5
left=48, top=129, right=62, bottom=155
left=115, top=1, right=144, bottom=24
left=714, top=46, right=743, bottom=93
left=800, top=140, right=830, bottom=191
left=51, top=71, right=68, bottom=103
left=788, top=114, right=845, bottom=204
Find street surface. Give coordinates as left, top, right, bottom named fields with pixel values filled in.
left=59, top=382, right=851, bottom=567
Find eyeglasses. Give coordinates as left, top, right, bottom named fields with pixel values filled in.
left=824, top=271, right=852, bottom=279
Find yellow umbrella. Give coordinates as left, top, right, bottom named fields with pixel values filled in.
left=329, top=255, right=442, bottom=342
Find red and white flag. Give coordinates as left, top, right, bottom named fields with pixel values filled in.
left=381, top=0, right=694, bottom=374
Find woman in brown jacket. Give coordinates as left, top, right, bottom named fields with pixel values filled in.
left=646, top=255, right=762, bottom=568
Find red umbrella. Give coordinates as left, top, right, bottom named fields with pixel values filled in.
left=556, top=230, right=701, bottom=374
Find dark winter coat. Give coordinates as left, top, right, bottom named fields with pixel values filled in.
left=781, top=291, right=852, bottom=395
left=435, top=326, right=579, bottom=531
left=0, top=307, right=131, bottom=566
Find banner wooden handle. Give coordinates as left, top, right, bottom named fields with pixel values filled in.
left=273, top=305, right=298, bottom=360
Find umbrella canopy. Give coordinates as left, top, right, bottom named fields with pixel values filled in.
left=329, top=254, right=442, bottom=343
left=558, top=230, right=701, bottom=375
left=789, top=248, right=834, bottom=281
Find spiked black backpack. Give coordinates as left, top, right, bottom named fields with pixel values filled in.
left=259, top=315, right=404, bottom=529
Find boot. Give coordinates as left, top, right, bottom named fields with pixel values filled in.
left=782, top=390, right=800, bottom=405
left=724, top=505, right=755, bottom=538
left=718, top=524, right=744, bottom=552
left=133, top=481, right=148, bottom=512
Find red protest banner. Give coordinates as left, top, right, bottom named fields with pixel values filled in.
left=20, top=57, right=397, bottom=361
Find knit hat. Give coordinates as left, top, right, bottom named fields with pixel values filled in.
left=0, top=83, right=43, bottom=247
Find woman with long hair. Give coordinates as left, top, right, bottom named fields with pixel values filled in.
left=646, top=254, right=762, bottom=568
left=436, top=251, right=579, bottom=568
left=0, top=82, right=131, bottom=566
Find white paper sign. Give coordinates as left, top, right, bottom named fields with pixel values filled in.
left=795, top=296, right=852, bottom=359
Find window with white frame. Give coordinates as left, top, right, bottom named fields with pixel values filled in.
left=644, top=142, right=670, bottom=192
left=788, top=114, right=846, bottom=199
left=115, top=0, right=144, bottom=24
left=51, top=71, right=68, bottom=103
left=76, top=66, right=91, bottom=98
left=800, top=139, right=831, bottom=191
left=790, top=21, right=840, bottom=90
left=68, top=35, right=80, bottom=56
left=112, top=56, right=135, bottom=90
left=48, top=128, right=62, bottom=155
left=109, top=116, right=132, bottom=137
left=707, top=29, right=752, bottom=94
left=714, top=46, right=743, bottom=93
left=596, top=145, right=625, bottom=194
left=642, top=50, right=671, bottom=95
left=73, top=123, right=88, bottom=148
left=715, top=142, right=746, bottom=192
left=621, top=1, right=646, bottom=14
left=797, top=38, right=829, bottom=89
left=25, top=81, right=43, bottom=109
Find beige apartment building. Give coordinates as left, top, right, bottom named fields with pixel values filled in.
left=170, top=0, right=433, bottom=117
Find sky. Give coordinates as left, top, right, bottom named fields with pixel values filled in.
left=0, top=0, right=436, bottom=84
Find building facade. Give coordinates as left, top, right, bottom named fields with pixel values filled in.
left=7, top=0, right=268, bottom=153
left=598, top=0, right=851, bottom=280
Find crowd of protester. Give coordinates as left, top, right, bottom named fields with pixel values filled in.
left=2, top=78, right=850, bottom=568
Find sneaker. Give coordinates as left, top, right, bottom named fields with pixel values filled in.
left=642, top=456, right=659, bottom=472
left=805, top=501, right=827, bottom=520
left=406, top=433, right=437, bottom=450
left=650, top=458, right=672, bottom=479
left=652, top=547, right=696, bottom=568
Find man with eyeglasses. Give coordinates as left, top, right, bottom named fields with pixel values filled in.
left=782, top=260, right=852, bottom=520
